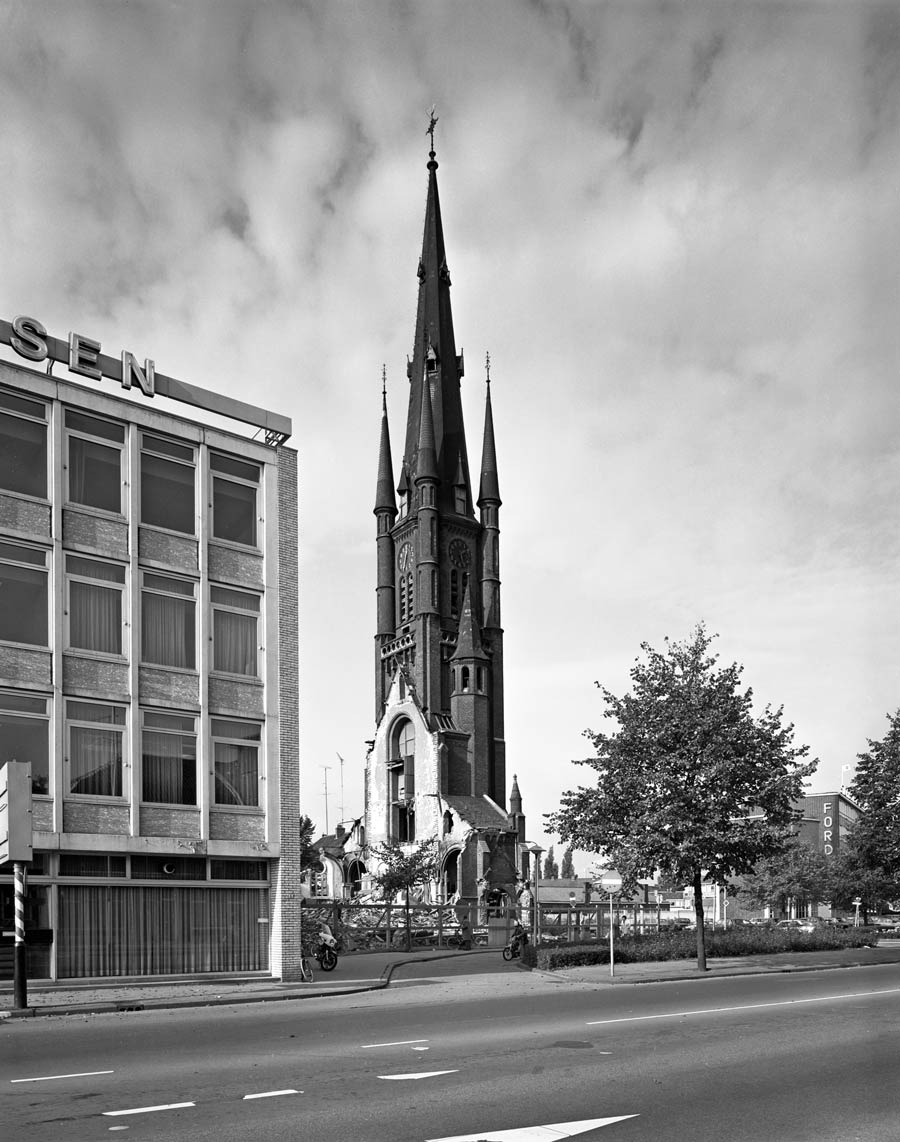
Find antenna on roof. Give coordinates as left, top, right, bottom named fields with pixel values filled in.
left=321, top=765, right=331, bottom=834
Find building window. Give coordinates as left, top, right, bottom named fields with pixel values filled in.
left=66, top=700, right=125, bottom=798
left=0, top=389, right=47, bottom=498
left=0, top=541, right=48, bottom=647
left=211, top=718, right=261, bottom=807
left=141, top=434, right=196, bottom=535
left=398, top=573, right=414, bottom=623
left=141, top=711, right=197, bottom=805
left=210, top=453, right=260, bottom=547
left=450, top=570, right=468, bottom=620
left=66, top=555, right=125, bottom=656
left=141, top=573, right=196, bottom=670
left=211, top=586, right=259, bottom=677
left=65, top=409, right=125, bottom=514
left=0, top=691, right=49, bottom=795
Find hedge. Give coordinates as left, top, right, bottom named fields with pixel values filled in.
left=519, top=926, right=880, bottom=971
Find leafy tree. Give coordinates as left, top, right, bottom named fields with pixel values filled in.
left=825, top=839, right=895, bottom=923
left=299, top=814, right=318, bottom=871
left=546, top=624, right=817, bottom=970
left=739, top=838, right=830, bottom=917
left=369, top=838, right=441, bottom=950
left=845, top=709, right=900, bottom=905
left=543, top=845, right=559, bottom=880
left=560, top=846, right=576, bottom=880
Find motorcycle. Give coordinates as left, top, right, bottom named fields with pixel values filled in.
left=502, top=923, right=529, bottom=961
left=315, top=929, right=339, bottom=972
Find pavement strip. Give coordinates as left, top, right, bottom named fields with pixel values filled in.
left=426, top=1117, right=639, bottom=1141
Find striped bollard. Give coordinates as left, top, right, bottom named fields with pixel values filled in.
left=14, top=862, right=27, bottom=1010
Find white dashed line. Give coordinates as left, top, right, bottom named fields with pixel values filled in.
left=379, top=1070, right=459, bottom=1080
left=585, top=986, right=900, bottom=1027
left=243, top=1089, right=301, bottom=1100
left=361, top=1038, right=430, bottom=1048
left=11, top=1070, right=115, bottom=1083
left=103, top=1102, right=195, bottom=1116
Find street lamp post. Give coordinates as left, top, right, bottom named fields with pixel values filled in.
left=599, top=871, right=623, bottom=979
left=531, top=846, right=544, bottom=947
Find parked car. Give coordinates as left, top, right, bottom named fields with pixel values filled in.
left=776, top=919, right=817, bottom=933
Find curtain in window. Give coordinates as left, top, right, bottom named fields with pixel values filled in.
left=70, top=726, right=122, bottom=796
left=58, top=885, right=269, bottom=977
left=214, top=742, right=258, bottom=806
left=213, top=610, right=257, bottom=675
left=70, top=581, right=121, bottom=653
left=142, top=592, right=195, bottom=668
left=142, top=730, right=196, bottom=804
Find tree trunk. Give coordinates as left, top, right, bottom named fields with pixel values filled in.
left=405, top=894, right=412, bottom=951
left=693, top=870, right=708, bottom=971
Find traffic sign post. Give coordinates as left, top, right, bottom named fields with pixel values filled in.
left=599, top=872, right=623, bottom=979
left=1, top=763, right=33, bottom=1010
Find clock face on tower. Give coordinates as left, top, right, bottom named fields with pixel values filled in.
left=397, top=543, right=413, bottom=572
left=449, top=538, right=471, bottom=569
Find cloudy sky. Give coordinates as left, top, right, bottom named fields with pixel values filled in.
left=1, top=1, right=897, bottom=872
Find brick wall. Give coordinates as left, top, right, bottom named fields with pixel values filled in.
left=271, top=447, right=303, bottom=979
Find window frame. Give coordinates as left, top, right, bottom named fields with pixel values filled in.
left=65, top=555, right=126, bottom=658
left=140, top=432, right=197, bottom=536
left=0, top=388, right=48, bottom=500
left=0, top=691, right=50, bottom=796
left=210, top=452, right=261, bottom=549
left=64, top=409, right=127, bottom=516
left=140, top=571, right=197, bottom=671
left=210, top=585, right=260, bottom=678
left=211, top=718, right=262, bottom=809
left=65, top=699, right=127, bottom=801
left=0, top=540, right=49, bottom=648
left=140, top=710, right=198, bottom=807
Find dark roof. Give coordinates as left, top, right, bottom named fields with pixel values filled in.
left=443, top=794, right=510, bottom=830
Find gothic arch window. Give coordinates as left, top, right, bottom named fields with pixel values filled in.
left=461, top=666, right=470, bottom=692
left=389, top=718, right=416, bottom=843
left=476, top=667, right=485, bottom=692
left=450, top=570, right=468, bottom=620
left=443, top=810, right=453, bottom=835
left=399, top=573, right=414, bottom=623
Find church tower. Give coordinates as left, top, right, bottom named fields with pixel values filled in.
left=364, top=129, right=520, bottom=902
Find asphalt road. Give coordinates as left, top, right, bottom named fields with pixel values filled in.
left=3, top=962, right=899, bottom=1142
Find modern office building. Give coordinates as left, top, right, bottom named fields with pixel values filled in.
left=0, top=316, right=302, bottom=980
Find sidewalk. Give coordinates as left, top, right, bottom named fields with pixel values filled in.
left=3, top=942, right=900, bottom=1019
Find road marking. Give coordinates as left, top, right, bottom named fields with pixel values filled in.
left=11, top=1070, right=115, bottom=1083
left=243, top=1089, right=301, bottom=1099
left=379, top=1070, right=459, bottom=1080
left=427, top=1116, right=639, bottom=1140
left=412, top=1046, right=431, bottom=1051
left=361, top=1038, right=430, bottom=1048
left=586, top=986, right=900, bottom=1027
left=103, top=1102, right=195, bottom=1116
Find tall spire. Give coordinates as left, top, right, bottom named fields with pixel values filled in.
left=403, top=113, right=472, bottom=514
left=374, top=367, right=397, bottom=516
left=477, top=352, right=501, bottom=507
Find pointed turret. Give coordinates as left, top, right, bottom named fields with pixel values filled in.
left=374, top=375, right=398, bottom=673
left=451, top=579, right=487, bottom=663
left=374, top=378, right=397, bottom=517
left=415, top=364, right=438, bottom=485
left=477, top=360, right=501, bottom=508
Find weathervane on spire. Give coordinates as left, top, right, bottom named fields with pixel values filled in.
left=427, top=105, right=438, bottom=154
left=382, top=363, right=387, bottom=398
left=485, top=350, right=491, bottom=385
